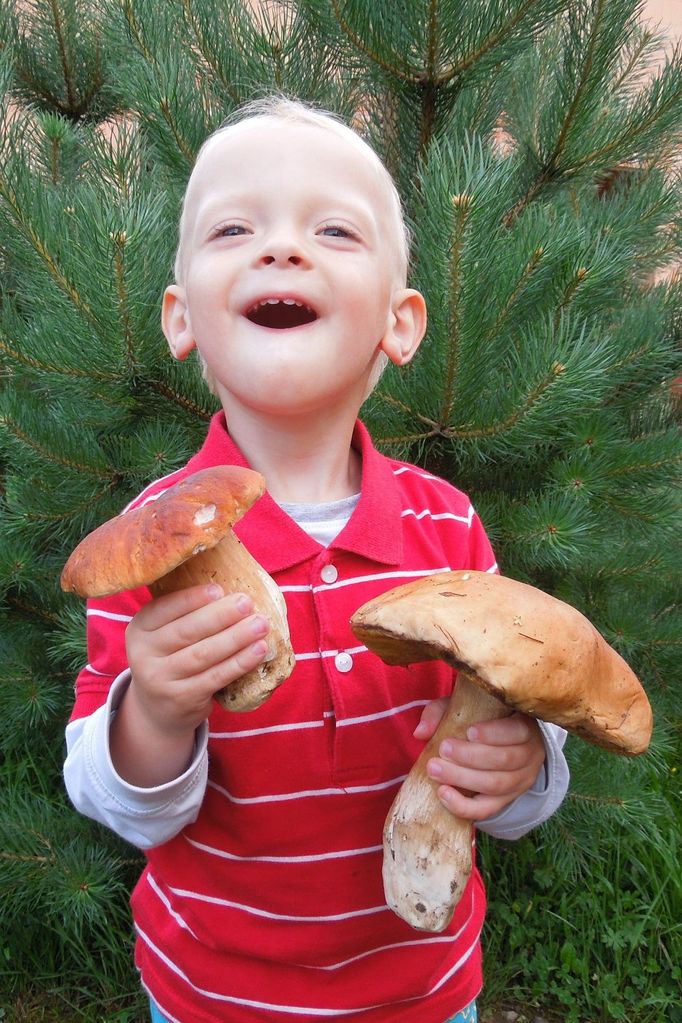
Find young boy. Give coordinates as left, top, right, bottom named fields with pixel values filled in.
left=64, top=97, right=569, bottom=1023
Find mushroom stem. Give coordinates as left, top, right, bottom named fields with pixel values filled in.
left=383, top=671, right=511, bottom=932
left=151, top=530, right=294, bottom=712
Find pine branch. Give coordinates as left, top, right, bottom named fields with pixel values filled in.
left=504, top=0, right=607, bottom=223
left=147, top=379, right=214, bottom=420
left=375, top=392, right=441, bottom=431
left=375, top=431, right=439, bottom=447
left=0, top=849, right=143, bottom=867
left=605, top=452, right=682, bottom=479
left=554, top=265, right=588, bottom=329
left=0, top=415, right=115, bottom=478
left=47, top=0, right=79, bottom=111
left=119, top=0, right=158, bottom=67
left=482, top=245, right=545, bottom=344
left=446, top=362, right=567, bottom=439
left=0, top=331, right=121, bottom=382
left=158, top=96, right=198, bottom=165
left=567, top=791, right=627, bottom=808
left=598, top=493, right=671, bottom=524
left=576, top=77, right=682, bottom=170
left=179, top=0, right=242, bottom=104
left=440, top=192, right=471, bottom=424
left=18, top=482, right=118, bottom=523
left=611, top=26, right=656, bottom=96
left=111, top=229, right=138, bottom=376
left=548, top=0, right=605, bottom=171
left=329, top=0, right=415, bottom=82
left=446, top=0, right=546, bottom=83
left=0, top=173, right=95, bottom=324
left=6, top=595, right=60, bottom=625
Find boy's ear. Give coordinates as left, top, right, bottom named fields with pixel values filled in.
left=162, top=285, right=196, bottom=361
left=381, top=289, right=427, bottom=366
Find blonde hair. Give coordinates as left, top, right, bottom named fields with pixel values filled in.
left=174, top=96, right=410, bottom=395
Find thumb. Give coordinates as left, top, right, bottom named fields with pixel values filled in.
left=413, top=697, right=448, bottom=740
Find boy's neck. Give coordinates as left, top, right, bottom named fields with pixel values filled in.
left=223, top=405, right=362, bottom=505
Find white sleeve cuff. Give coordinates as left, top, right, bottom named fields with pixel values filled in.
left=476, top=721, right=570, bottom=840
left=64, top=671, right=208, bottom=849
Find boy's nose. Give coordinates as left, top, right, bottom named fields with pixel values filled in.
left=257, top=234, right=310, bottom=268
left=261, top=252, right=304, bottom=266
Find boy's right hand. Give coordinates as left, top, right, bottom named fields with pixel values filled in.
left=110, top=585, right=269, bottom=787
left=126, top=584, right=270, bottom=733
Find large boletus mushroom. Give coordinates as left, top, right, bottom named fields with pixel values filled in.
left=61, top=465, right=295, bottom=712
left=350, top=570, right=652, bottom=933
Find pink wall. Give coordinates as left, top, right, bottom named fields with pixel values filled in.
left=644, top=1, right=682, bottom=40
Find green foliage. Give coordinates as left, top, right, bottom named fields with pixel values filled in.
left=0, top=0, right=122, bottom=123
left=0, top=0, right=680, bottom=1019
left=480, top=796, right=682, bottom=1022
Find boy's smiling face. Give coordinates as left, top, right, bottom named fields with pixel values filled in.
left=162, top=118, right=425, bottom=422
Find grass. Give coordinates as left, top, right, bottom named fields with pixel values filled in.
left=0, top=994, right=145, bottom=1023
left=478, top=821, right=682, bottom=1023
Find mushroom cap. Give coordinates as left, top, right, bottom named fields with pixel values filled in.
left=351, top=570, right=652, bottom=756
left=61, top=466, right=266, bottom=598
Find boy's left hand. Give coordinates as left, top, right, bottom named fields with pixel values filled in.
left=414, top=699, right=546, bottom=822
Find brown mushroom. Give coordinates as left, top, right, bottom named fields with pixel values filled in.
left=350, top=570, right=653, bottom=933
left=61, top=465, right=295, bottom=712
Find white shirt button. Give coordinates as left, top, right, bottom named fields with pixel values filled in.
left=334, top=652, right=353, bottom=673
left=320, top=564, right=338, bottom=584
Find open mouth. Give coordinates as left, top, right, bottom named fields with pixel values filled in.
left=245, top=298, right=318, bottom=330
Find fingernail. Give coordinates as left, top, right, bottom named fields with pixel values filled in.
left=427, top=759, right=442, bottom=779
left=250, top=615, right=268, bottom=636
left=467, top=726, right=479, bottom=742
left=250, top=640, right=268, bottom=657
left=236, top=594, right=253, bottom=614
left=207, top=584, right=224, bottom=600
left=440, top=740, right=453, bottom=758
left=413, top=722, right=427, bottom=738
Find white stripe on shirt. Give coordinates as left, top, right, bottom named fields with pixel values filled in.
left=87, top=608, right=133, bottom=622
left=209, top=718, right=325, bottom=739
left=207, top=774, right=405, bottom=805
left=184, top=835, right=382, bottom=864
left=392, top=465, right=442, bottom=482
left=167, top=884, right=389, bottom=923
left=401, top=506, right=475, bottom=526
left=335, top=698, right=430, bottom=728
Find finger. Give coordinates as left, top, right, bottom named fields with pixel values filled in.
left=170, top=612, right=270, bottom=680
left=413, top=697, right=448, bottom=739
left=133, top=583, right=234, bottom=631
left=435, top=784, right=509, bottom=822
left=146, top=591, right=257, bottom=654
left=426, top=757, right=524, bottom=798
left=192, top=637, right=272, bottom=699
left=437, top=737, right=530, bottom=773
left=466, top=712, right=535, bottom=746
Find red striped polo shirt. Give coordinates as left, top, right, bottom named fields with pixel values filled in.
left=70, top=412, right=498, bottom=1023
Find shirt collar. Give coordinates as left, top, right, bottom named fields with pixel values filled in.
left=186, top=412, right=403, bottom=573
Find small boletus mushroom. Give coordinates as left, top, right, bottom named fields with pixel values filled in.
left=350, top=570, right=653, bottom=933
left=61, top=465, right=295, bottom=712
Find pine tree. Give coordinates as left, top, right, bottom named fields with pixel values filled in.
left=1, top=1, right=680, bottom=1018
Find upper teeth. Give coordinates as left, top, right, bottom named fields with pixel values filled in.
left=259, top=298, right=305, bottom=307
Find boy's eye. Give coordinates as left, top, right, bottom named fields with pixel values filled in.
left=319, top=224, right=357, bottom=240
left=214, top=224, right=247, bottom=238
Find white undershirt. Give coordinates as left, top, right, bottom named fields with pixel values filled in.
left=278, top=493, right=361, bottom=546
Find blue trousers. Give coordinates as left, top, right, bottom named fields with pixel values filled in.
left=149, top=999, right=477, bottom=1022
